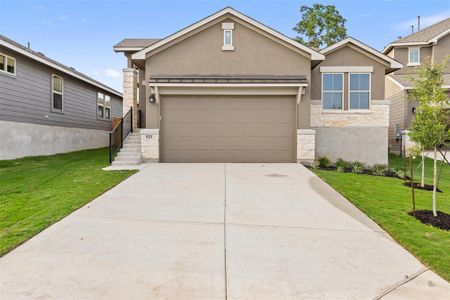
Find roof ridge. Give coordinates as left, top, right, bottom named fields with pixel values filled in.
left=392, top=16, right=450, bottom=43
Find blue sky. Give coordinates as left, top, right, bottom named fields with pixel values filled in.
left=1, top=0, right=449, bottom=92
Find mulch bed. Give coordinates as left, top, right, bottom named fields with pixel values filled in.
left=403, top=182, right=443, bottom=193
left=409, top=210, right=450, bottom=231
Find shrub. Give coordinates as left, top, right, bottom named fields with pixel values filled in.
left=335, top=158, right=351, bottom=172
left=372, top=164, right=388, bottom=176
left=395, top=168, right=406, bottom=179
left=317, top=156, right=331, bottom=168
left=351, top=161, right=365, bottom=174
left=310, top=159, right=320, bottom=169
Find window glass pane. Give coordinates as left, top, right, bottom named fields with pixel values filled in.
left=0, top=55, right=5, bottom=71
left=53, top=93, right=63, bottom=110
left=323, top=74, right=333, bottom=90
left=323, top=92, right=342, bottom=109
left=323, top=74, right=342, bottom=91
left=105, top=107, right=111, bottom=119
left=105, top=95, right=111, bottom=108
left=332, top=74, right=342, bottom=90
left=97, top=92, right=104, bottom=105
left=350, top=74, right=369, bottom=90
left=224, top=30, right=232, bottom=45
left=52, top=75, right=63, bottom=93
left=350, top=92, right=369, bottom=109
left=409, top=48, right=419, bottom=63
left=98, top=105, right=104, bottom=118
left=6, top=57, right=15, bottom=74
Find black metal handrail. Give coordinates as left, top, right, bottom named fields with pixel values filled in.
left=109, top=107, right=133, bottom=164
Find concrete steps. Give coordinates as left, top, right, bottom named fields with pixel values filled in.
left=111, top=132, right=142, bottom=166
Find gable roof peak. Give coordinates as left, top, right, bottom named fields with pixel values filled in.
left=131, top=6, right=325, bottom=61
left=321, top=36, right=403, bottom=72
left=383, top=17, right=450, bottom=53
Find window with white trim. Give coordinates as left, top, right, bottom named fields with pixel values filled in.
left=221, top=22, right=235, bottom=50
left=0, top=53, right=16, bottom=75
left=97, top=92, right=111, bottom=120
left=322, top=73, right=343, bottom=109
left=51, top=74, right=63, bottom=111
left=349, top=73, right=370, bottom=109
left=408, top=47, right=420, bottom=65
left=224, top=30, right=233, bottom=47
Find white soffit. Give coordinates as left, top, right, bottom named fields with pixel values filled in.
left=132, top=7, right=325, bottom=61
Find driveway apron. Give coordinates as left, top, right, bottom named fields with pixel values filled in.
left=1, top=163, right=449, bottom=299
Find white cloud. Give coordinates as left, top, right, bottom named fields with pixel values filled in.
left=104, top=69, right=121, bottom=79
left=42, top=18, right=52, bottom=25
left=396, top=11, right=450, bottom=32
left=59, top=15, right=68, bottom=21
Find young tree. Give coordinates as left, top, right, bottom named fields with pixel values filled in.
left=409, top=58, right=450, bottom=216
left=293, top=3, right=347, bottom=49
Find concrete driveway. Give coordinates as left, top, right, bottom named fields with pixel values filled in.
left=1, top=164, right=449, bottom=299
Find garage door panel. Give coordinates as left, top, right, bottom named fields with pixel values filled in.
left=244, top=125, right=277, bottom=137
left=245, top=110, right=277, bottom=123
left=161, top=95, right=296, bottom=162
left=277, top=125, right=295, bottom=136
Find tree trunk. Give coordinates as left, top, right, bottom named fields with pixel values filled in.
left=433, top=146, right=438, bottom=217
left=421, top=151, right=425, bottom=188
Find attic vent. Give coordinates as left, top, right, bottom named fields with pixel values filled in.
left=36, top=52, right=46, bottom=57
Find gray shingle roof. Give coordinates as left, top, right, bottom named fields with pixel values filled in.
left=0, top=35, right=122, bottom=97
left=113, top=38, right=161, bottom=49
left=391, top=17, right=450, bottom=44
left=389, top=73, right=450, bottom=89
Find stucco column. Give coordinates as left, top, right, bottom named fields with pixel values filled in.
left=123, top=68, right=138, bottom=128
left=297, top=129, right=316, bottom=164
left=401, top=130, right=416, bottom=157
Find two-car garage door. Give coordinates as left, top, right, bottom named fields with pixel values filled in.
left=160, top=95, right=296, bottom=162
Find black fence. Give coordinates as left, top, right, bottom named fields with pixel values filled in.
left=109, top=108, right=133, bottom=164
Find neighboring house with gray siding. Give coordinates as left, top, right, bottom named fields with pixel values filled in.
left=0, top=35, right=123, bottom=159
left=383, top=18, right=450, bottom=154
left=113, top=7, right=402, bottom=166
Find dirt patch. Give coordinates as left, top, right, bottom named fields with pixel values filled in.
left=403, top=182, right=443, bottom=193
left=409, top=210, right=450, bottom=231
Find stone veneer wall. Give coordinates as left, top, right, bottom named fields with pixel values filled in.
left=297, top=129, right=316, bottom=164
left=310, top=100, right=390, bottom=128
left=309, top=100, right=390, bottom=165
left=122, top=68, right=138, bottom=128
left=140, top=129, right=159, bottom=162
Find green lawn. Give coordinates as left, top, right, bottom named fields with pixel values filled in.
left=313, top=154, right=450, bottom=281
left=0, top=148, right=135, bottom=256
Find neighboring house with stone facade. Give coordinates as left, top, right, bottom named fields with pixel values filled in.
left=113, top=7, right=402, bottom=165
left=383, top=18, right=450, bottom=154
left=0, top=35, right=123, bottom=160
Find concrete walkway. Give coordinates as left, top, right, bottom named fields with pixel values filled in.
left=1, top=164, right=449, bottom=299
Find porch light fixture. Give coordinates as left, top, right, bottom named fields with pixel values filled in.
left=149, top=94, right=156, bottom=103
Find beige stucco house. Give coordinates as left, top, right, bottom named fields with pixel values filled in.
left=113, top=7, right=402, bottom=165
left=383, top=17, right=450, bottom=154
